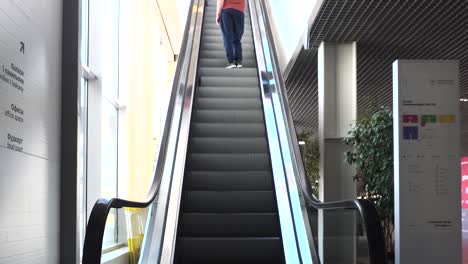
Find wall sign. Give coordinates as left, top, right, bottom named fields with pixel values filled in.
left=393, top=60, right=461, bottom=264
left=0, top=0, right=61, bottom=262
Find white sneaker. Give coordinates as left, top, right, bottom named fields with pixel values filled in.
left=226, top=62, right=236, bottom=69
left=236, top=60, right=243, bottom=68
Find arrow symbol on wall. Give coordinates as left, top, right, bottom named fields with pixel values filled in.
left=20, top=41, right=24, bottom=54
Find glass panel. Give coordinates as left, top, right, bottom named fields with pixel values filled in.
left=99, top=0, right=120, bottom=99
left=78, top=77, right=88, bottom=255
left=310, top=209, right=370, bottom=264
left=80, top=0, right=89, bottom=66
left=101, top=101, right=119, bottom=247
left=103, top=208, right=118, bottom=249
left=101, top=100, right=118, bottom=198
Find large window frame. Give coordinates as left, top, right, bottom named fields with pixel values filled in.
left=78, top=0, right=184, bottom=258
left=79, top=0, right=127, bottom=253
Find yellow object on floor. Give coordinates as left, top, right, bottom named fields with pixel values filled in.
left=125, top=208, right=145, bottom=264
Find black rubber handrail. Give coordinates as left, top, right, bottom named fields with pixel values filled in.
left=299, top=168, right=387, bottom=264
left=81, top=0, right=197, bottom=262
left=253, top=0, right=387, bottom=263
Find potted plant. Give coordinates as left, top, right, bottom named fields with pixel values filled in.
left=343, top=107, right=394, bottom=262
left=297, top=131, right=320, bottom=197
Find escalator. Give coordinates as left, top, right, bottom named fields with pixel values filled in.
left=173, top=1, right=284, bottom=262
left=82, top=0, right=386, bottom=263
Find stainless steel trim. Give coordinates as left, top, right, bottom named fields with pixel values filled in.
left=249, top=1, right=313, bottom=263
left=159, top=0, right=204, bottom=262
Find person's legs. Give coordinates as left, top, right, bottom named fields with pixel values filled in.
left=220, top=10, right=235, bottom=64
left=232, top=10, right=245, bottom=65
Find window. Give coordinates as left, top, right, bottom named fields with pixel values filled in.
left=79, top=0, right=125, bottom=250
left=79, top=0, right=185, bottom=257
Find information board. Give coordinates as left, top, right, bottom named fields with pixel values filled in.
left=393, top=60, right=461, bottom=264
left=0, top=0, right=61, bottom=262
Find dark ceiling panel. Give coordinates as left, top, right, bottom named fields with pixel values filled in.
left=285, top=0, right=468, bottom=133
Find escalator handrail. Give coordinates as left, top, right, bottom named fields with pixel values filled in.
left=82, top=0, right=198, bottom=262
left=253, top=0, right=386, bottom=263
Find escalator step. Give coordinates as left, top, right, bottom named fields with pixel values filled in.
left=189, top=153, right=270, bottom=171
left=190, top=137, right=268, bottom=153
left=184, top=171, right=273, bottom=191
left=182, top=191, right=277, bottom=213
left=195, top=98, right=261, bottom=110
left=193, top=110, right=264, bottom=123
left=199, top=58, right=256, bottom=68
left=198, top=67, right=257, bottom=77
left=191, top=123, right=265, bottom=137
left=196, top=86, right=260, bottom=98
left=200, top=50, right=255, bottom=59
left=180, top=213, right=280, bottom=237
left=201, top=42, right=255, bottom=52
left=176, top=237, right=284, bottom=264
left=199, top=76, right=258, bottom=87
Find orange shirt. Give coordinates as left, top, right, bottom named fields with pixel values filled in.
left=223, top=0, right=246, bottom=13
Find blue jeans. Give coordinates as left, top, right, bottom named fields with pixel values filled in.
left=220, top=8, right=244, bottom=63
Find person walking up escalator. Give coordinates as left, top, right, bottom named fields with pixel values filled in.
left=216, top=0, right=247, bottom=69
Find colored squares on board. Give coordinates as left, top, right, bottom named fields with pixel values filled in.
left=403, top=115, right=418, bottom=123
left=421, top=115, right=436, bottom=126
left=403, top=126, right=418, bottom=140
left=440, top=115, right=456, bottom=123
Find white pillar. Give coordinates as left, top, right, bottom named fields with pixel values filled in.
left=318, top=42, right=358, bottom=263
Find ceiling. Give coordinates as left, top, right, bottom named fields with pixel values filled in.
left=285, top=0, right=468, bottom=133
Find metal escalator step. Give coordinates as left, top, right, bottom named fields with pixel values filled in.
left=184, top=171, right=273, bottom=191
left=196, top=86, right=260, bottom=98
left=193, top=110, right=263, bottom=123
left=190, top=137, right=267, bottom=153
left=176, top=237, right=284, bottom=264
left=199, top=58, right=256, bottom=68
left=182, top=191, right=277, bottom=213
left=188, top=153, right=270, bottom=171
left=191, top=123, right=265, bottom=137
left=201, top=42, right=254, bottom=51
left=180, top=213, right=280, bottom=237
left=195, top=98, right=261, bottom=110
left=199, top=76, right=258, bottom=87
left=199, top=50, right=255, bottom=59
left=198, top=67, right=257, bottom=77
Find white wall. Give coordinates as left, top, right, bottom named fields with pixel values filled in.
left=264, top=0, right=320, bottom=74
left=157, top=0, right=192, bottom=57
left=0, top=0, right=62, bottom=263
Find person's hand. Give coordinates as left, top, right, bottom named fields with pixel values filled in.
left=216, top=15, right=221, bottom=26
